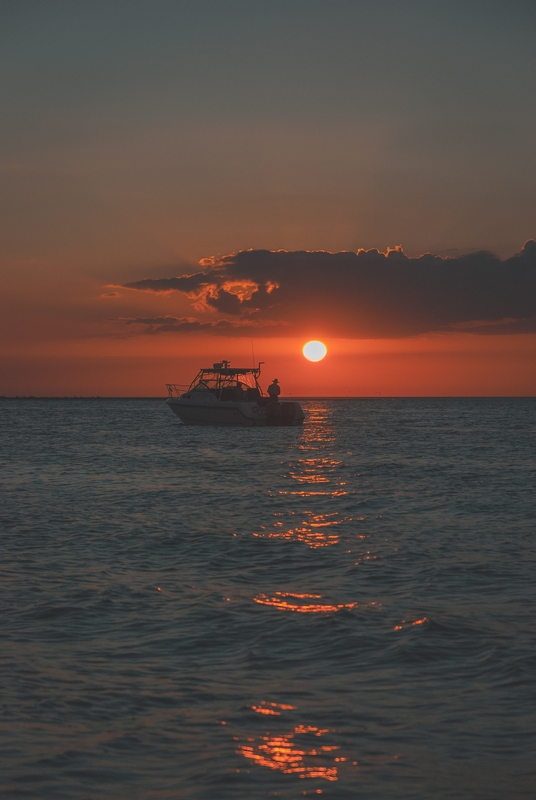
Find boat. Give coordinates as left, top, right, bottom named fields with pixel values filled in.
left=166, top=361, right=305, bottom=427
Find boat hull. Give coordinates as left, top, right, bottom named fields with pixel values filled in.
left=166, top=397, right=304, bottom=427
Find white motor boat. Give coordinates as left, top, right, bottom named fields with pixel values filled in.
left=166, top=361, right=304, bottom=427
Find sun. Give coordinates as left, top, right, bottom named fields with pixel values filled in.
left=303, top=340, right=327, bottom=362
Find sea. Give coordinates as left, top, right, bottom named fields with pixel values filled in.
left=1, top=398, right=535, bottom=800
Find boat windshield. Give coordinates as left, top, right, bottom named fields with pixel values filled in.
left=189, top=362, right=264, bottom=395
left=195, top=377, right=255, bottom=391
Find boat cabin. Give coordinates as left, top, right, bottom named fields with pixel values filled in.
left=167, top=361, right=267, bottom=403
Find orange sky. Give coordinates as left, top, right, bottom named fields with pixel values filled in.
left=2, top=329, right=535, bottom=397
left=1, top=239, right=535, bottom=397
left=2, top=245, right=536, bottom=396
left=2, top=4, right=536, bottom=396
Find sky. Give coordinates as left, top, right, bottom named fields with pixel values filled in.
left=1, top=0, right=536, bottom=396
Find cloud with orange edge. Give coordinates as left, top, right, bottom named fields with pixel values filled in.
left=118, top=241, right=536, bottom=338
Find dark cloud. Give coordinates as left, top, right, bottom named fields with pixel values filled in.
left=204, top=288, right=244, bottom=315
left=123, top=317, right=181, bottom=325
left=119, top=241, right=536, bottom=337
left=124, top=273, right=215, bottom=294
left=117, top=315, right=283, bottom=336
left=119, top=316, right=221, bottom=333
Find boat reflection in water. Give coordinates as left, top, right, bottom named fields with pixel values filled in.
left=166, top=361, right=304, bottom=427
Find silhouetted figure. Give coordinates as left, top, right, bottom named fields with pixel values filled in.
left=268, top=379, right=281, bottom=401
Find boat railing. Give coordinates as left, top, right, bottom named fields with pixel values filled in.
left=166, top=384, right=190, bottom=397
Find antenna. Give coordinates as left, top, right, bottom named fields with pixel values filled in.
left=251, top=339, right=255, bottom=368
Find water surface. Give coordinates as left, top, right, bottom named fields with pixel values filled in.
left=1, top=398, right=535, bottom=799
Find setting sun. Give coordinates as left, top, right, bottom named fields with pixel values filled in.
left=303, top=340, right=327, bottom=362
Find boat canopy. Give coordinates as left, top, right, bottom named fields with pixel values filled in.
left=187, top=361, right=264, bottom=393
left=201, top=367, right=261, bottom=378
left=200, top=363, right=262, bottom=377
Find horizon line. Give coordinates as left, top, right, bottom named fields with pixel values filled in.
left=1, top=396, right=534, bottom=401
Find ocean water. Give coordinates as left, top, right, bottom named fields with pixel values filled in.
left=1, top=398, right=536, bottom=800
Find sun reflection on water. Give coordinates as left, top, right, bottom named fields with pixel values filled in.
left=277, top=488, right=349, bottom=497
left=260, top=403, right=355, bottom=541
left=250, top=701, right=296, bottom=716
left=393, top=617, right=429, bottom=631
left=254, top=510, right=352, bottom=548
left=234, top=402, right=403, bottom=786
left=238, top=724, right=339, bottom=781
left=281, top=454, right=348, bottom=499
left=276, top=404, right=349, bottom=499
left=241, top=402, right=359, bottom=783
left=254, top=591, right=356, bottom=614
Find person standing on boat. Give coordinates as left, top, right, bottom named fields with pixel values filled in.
left=268, top=379, right=281, bottom=401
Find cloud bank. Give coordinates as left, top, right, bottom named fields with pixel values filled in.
left=120, top=241, right=536, bottom=337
